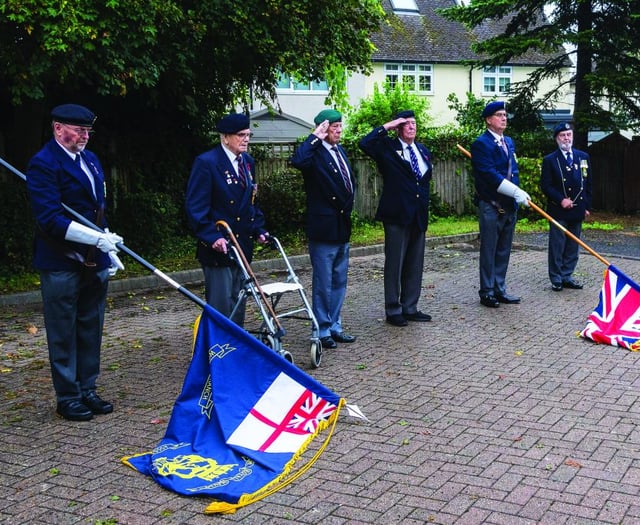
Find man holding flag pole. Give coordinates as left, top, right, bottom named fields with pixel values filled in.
left=471, top=101, right=530, bottom=308
left=25, top=103, right=124, bottom=422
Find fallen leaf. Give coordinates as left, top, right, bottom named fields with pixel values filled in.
left=26, top=324, right=38, bottom=335
left=564, top=459, right=582, bottom=468
left=150, top=418, right=166, bottom=424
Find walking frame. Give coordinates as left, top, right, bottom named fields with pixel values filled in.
left=216, top=220, right=323, bottom=368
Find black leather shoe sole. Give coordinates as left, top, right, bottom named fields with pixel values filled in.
left=551, top=283, right=563, bottom=292
left=320, top=336, right=337, bottom=349
left=496, top=295, right=521, bottom=304
left=57, top=400, right=93, bottom=421
left=331, top=332, right=356, bottom=343
left=480, top=296, right=500, bottom=308
left=386, top=315, right=408, bottom=327
left=404, top=311, right=432, bottom=322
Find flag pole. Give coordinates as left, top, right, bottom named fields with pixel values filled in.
left=456, top=144, right=611, bottom=267
left=0, top=155, right=207, bottom=308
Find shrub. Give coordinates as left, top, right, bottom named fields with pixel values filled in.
left=112, top=191, right=182, bottom=258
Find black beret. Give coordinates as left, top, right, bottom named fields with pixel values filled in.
left=394, top=110, right=415, bottom=119
left=51, top=104, right=96, bottom=126
left=554, top=122, right=573, bottom=137
left=216, top=113, right=250, bottom=134
left=482, top=101, right=507, bottom=118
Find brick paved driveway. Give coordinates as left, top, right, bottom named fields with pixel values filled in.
left=2, top=241, right=640, bottom=524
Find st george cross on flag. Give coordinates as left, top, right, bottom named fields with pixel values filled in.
left=122, top=304, right=344, bottom=514
left=580, top=265, right=640, bottom=351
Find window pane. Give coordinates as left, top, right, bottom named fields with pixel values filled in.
left=484, top=77, right=496, bottom=92
left=386, top=74, right=398, bottom=88
left=276, top=73, right=291, bottom=89
left=419, top=75, right=431, bottom=91
left=311, top=79, right=328, bottom=91
left=402, top=75, right=415, bottom=90
left=292, top=79, right=310, bottom=91
left=390, top=0, right=418, bottom=11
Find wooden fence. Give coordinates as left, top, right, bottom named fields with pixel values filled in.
left=255, top=143, right=472, bottom=220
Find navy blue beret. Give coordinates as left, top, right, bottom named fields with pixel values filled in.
left=216, top=113, right=250, bottom=134
left=482, top=101, right=507, bottom=118
left=51, top=104, right=96, bottom=126
left=395, top=110, right=415, bottom=119
left=554, top=122, right=573, bottom=137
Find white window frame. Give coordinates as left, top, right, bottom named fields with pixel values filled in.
left=390, top=0, right=419, bottom=13
left=275, top=73, right=329, bottom=93
left=482, top=66, right=512, bottom=95
left=384, top=63, right=433, bottom=94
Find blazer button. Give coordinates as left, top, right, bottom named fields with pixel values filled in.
left=230, top=200, right=235, bottom=204
left=236, top=217, right=241, bottom=222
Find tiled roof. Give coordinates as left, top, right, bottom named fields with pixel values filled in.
left=372, top=0, right=561, bottom=65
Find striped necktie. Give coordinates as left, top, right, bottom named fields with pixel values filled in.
left=235, top=155, right=247, bottom=188
left=332, top=146, right=352, bottom=193
left=407, top=145, right=422, bottom=178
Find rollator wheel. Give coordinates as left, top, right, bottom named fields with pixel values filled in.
left=282, top=351, right=294, bottom=364
left=310, top=340, right=322, bottom=368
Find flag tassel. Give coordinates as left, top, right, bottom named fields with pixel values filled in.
left=204, top=398, right=346, bottom=514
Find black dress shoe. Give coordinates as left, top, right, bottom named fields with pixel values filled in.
left=386, top=314, right=408, bottom=327
left=404, top=311, right=432, bottom=322
left=82, top=392, right=113, bottom=415
left=331, top=332, right=356, bottom=343
left=562, top=279, right=583, bottom=289
left=551, top=282, right=563, bottom=292
left=496, top=293, right=521, bottom=304
left=320, top=336, right=337, bottom=349
left=480, top=295, right=500, bottom=308
left=57, top=400, right=93, bottom=421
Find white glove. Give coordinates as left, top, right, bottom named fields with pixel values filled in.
left=108, top=251, right=125, bottom=277
left=497, top=179, right=531, bottom=207
left=65, top=221, right=124, bottom=253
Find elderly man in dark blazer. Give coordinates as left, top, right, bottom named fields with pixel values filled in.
left=472, top=101, right=530, bottom=308
left=26, top=104, right=124, bottom=421
left=185, top=113, right=268, bottom=327
left=290, top=109, right=356, bottom=350
left=541, top=122, right=592, bottom=291
left=358, top=110, right=433, bottom=327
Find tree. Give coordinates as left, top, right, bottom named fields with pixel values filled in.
left=0, top=0, right=385, bottom=171
left=341, top=82, right=432, bottom=151
left=439, top=0, right=640, bottom=149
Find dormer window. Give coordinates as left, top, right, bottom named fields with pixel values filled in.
left=390, top=0, right=419, bottom=13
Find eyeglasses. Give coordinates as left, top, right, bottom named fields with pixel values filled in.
left=61, top=124, right=94, bottom=136
left=235, top=132, right=253, bottom=139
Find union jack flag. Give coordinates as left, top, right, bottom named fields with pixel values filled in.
left=227, top=372, right=338, bottom=453
left=580, top=265, right=640, bottom=351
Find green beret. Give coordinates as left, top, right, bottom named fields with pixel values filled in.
left=314, top=109, right=342, bottom=125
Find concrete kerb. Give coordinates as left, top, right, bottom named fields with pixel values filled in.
left=0, top=233, right=480, bottom=308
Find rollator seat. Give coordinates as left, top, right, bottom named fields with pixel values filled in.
left=259, top=282, right=304, bottom=297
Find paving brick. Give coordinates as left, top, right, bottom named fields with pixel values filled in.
left=1, top=243, right=639, bottom=524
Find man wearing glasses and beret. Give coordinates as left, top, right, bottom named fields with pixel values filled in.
left=472, top=101, right=530, bottom=308
left=185, top=112, right=269, bottom=327
left=26, top=103, right=124, bottom=421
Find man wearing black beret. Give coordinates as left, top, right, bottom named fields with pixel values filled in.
left=359, top=110, right=433, bottom=327
left=185, top=113, right=269, bottom=326
left=26, top=103, right=124, bottom=421
left=471, top=101, right=530, bottom=308
left=541, top=122, right=592, bottom=291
